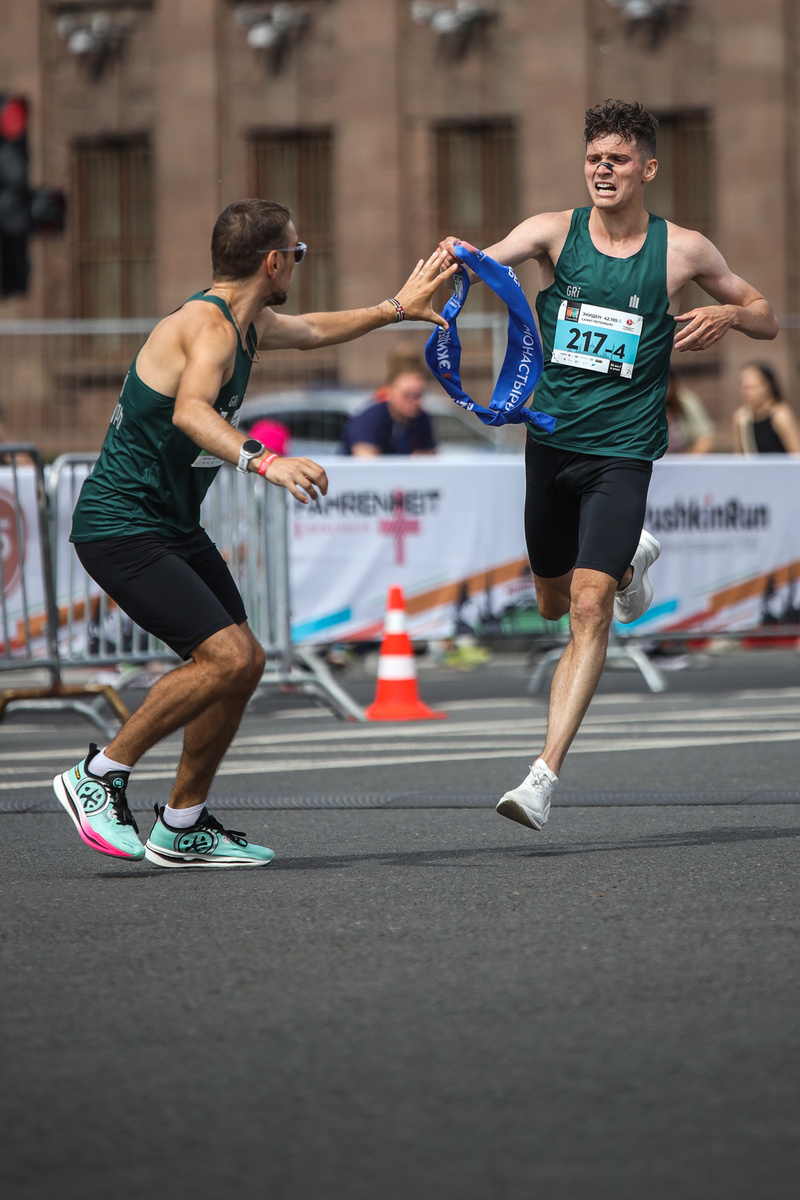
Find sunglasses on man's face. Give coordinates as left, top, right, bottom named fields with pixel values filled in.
left=258, top=241, right=307, bottom=264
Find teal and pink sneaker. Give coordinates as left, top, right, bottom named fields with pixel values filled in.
left=144, top=806, right=274, bottom=868
left=53, top=744, right=144, bottom=861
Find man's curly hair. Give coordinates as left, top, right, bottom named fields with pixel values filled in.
left=584, top=100, right=658, bottom=160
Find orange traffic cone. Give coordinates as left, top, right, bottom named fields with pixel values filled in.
left=365, top=586, right=447, bottom=721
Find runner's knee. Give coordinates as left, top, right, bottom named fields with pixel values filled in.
left=570, top=586, right=613, bottom=632
left=249, top=640, right=267, bottom=683
left=194, top=625, right=261, bottom=689
left=226, top=638, right=263, bottom=690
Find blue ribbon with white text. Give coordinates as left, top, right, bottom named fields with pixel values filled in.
left=424, top=242, right=554, bottom=431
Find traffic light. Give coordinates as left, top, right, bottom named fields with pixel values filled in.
left=0, top=95, right=66, bottom=297
left=0, top=94, right=31, bottom=296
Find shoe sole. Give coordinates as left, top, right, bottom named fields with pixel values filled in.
left=496, top=797, right=545, bottom=831
left=144, top=843, right=274, bottom=869
left=53, top=774, right=143, bottom=861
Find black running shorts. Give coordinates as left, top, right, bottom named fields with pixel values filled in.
left=75, top=527, right=247, bottom=661
left=524, top=438, right=653, bottom=583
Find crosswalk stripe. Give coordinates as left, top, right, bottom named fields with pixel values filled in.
left=7, top=711, right=800, bottom=768
left=6, top=727, right=800, bottom=791
left=226, top=706, right=800, bottom=749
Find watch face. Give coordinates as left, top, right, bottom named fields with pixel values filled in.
left=241, top=439, right=263, bottom=456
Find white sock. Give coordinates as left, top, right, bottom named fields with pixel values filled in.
left=163, top=801, right=206, bottom=829
left=88, top=747, right=132, bottom=777
left=533, top=757, right=558, bottom=782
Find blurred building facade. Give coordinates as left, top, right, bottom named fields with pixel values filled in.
left=0, top=0, right=797, bottom=451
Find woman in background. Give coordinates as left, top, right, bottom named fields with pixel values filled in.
left=664, top=375, right=714, bottom=453
left=733, top=362, right=800, bottom=454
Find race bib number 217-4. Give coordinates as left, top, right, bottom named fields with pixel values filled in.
left=552, top=301, right=642, bottom=379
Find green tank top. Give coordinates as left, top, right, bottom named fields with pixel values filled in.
left=71, top=293, right=257, bottom=542
left=530, top=207, right=672, bottom=460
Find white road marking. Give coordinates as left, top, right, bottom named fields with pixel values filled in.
left=6, top=688, right=800, bottom=792
left=7, top=726, right=800, bottom=790
left=6, top=705, right=800, bottom=764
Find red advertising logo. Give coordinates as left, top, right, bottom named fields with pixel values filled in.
left=378, top=490, right=421, bottom=566
left=0, top=489, right=24, bottom=595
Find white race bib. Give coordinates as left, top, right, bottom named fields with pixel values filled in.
left=552, top=301, right=643, bottom=380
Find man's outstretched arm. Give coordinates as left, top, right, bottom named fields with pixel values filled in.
left=673, top=232, right=779, bottom=352
left=258, top=249, right=458, bottom=351
left=438, top=212, right=568, bottom=276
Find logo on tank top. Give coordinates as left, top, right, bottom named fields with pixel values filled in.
left=629, top=295, right=640, bottom=309
left=566, top=285, right=581, bottom=298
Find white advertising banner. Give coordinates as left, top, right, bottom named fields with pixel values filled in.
left=288, top=456, right=800, bottom=643
left=8, top=456, right=798, bottom=652
left=1, top=462, right=101, bottom=662
left=0, top=466, right=45, bottom=657
left=641, top=456, right=800, bottom=634
left=289, top=456, right=535, bottom=643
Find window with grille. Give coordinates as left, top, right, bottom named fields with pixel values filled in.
left=74, top=139, right=154, bottom=318
left=646, top=111, right=714, bottom=236
left=251, top=131, right=333, bottom=314
left=435, top=122, right=518, bottom=311
left=646, top=111, right=714, bottom=312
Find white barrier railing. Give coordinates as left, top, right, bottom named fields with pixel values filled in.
left=0, top=446, right=132, bottom=733
left=2, top=314, right=800, bottom=457
left=0, top=448, right=366, bottom=735
left=0, top=314, right=511, bottom=458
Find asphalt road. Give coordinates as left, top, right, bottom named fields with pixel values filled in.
left=3, top=650, right=800, bottom=1199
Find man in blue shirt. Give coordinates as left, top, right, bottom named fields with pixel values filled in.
left=342, top=355, right=437, bottom=456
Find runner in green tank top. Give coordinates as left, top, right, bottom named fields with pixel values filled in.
left=54, top=198, right=457, bottom=867
left=440, top=100, right=778, bottom=833
left=71, top=291, right=259, bottom=542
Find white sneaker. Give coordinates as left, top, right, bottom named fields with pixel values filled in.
left=613, top=529, right=661, bottom=624
left=496, top=759, right=558, bottom=831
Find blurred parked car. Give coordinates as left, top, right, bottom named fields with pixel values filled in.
left=238, top=388, right=499, bottom=457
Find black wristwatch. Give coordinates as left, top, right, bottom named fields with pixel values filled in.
left=236, top=438, right=264, bottom=474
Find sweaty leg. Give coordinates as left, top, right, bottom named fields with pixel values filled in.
left=537, top=567, right=617, bottom=775
left=168, top=626, right=266, bottom=808
left=105, top=622, right=264, bottom=782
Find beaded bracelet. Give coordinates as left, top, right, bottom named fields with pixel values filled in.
left=386, top=297, right=405, bottom=323
left=257, top=453, right=280, bottom=477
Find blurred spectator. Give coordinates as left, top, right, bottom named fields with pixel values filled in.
left=664, top=375, right=714, bottom=453
left=248, top=418, right=290, bottom=456
left=732, top=362, right=800, bottom=455
left=341, top=354, right=436, bottom=457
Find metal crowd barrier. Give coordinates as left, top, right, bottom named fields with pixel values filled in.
left=528, top=630, right=668, bottom=695
left=528, top=625, right=800, bottom=696
left=0, top=447, right=365, bottom=738
left=0, top=446, right=131, bottom=733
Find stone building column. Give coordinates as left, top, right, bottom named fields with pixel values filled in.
left=333, top=0, right=403, bottom=384
left=714, top=0, right=792, bottom=408
left=154, top=0, right=222, bottom=310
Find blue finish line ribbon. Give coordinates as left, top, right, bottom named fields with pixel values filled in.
left=424, top=242, right=555, bottom=432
